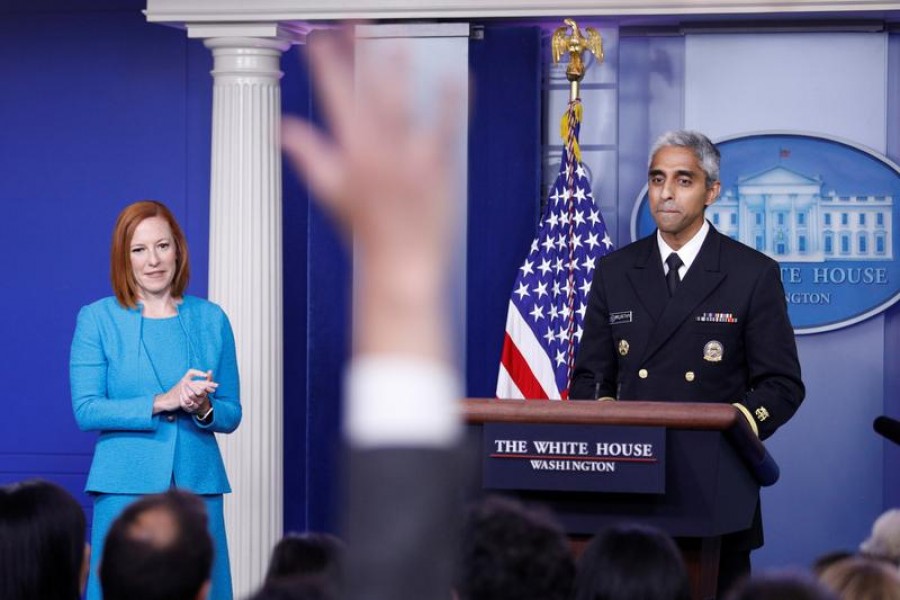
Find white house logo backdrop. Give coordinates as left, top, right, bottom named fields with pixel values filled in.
left=631, top=132, right=900, bottom=334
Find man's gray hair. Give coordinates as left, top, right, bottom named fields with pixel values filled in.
left=649, top=130, right=720, bottom=189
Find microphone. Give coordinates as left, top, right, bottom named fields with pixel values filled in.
left=873, top=416, right=900, bottom=446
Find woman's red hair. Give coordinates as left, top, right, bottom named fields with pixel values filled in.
left=110, top=201, right=190, bottom=308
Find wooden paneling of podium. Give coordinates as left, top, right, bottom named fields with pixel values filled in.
left=463, top=398, right=779, bottom=600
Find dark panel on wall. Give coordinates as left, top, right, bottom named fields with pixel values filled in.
left=302, top=198, right=350, bottom=534
left=0, top=7, right=211, bottom=531
left=281, top=36, right=350, bottom=535
left=466, top=24, right=543, bottom=397
left=280, top=43, right=319, bottom=535
left=883, top=32, right=900, bottom=509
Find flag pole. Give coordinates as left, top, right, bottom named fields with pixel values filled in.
left=551, top=20, right=605, bottom=391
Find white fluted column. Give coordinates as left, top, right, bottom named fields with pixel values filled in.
left=202, top=34, right=291, bottom=598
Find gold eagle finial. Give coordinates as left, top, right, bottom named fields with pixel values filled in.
left=551, top=19, right=604, bottom=84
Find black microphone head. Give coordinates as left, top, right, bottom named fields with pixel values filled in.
left=873, top=416, right=900, bottom=446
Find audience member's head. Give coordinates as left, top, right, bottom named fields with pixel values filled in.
left=726, top=570, right=838, bottom=600
left=249, top=575, right=336, bottom=600
left=264, top=532, right=344, bottom=595
left=812, top=549, right=855, bottom=576
left=819, top=555, right=900, bottom=600
left=0, top=479, right=89, bottom=600
left=572, top=522, right=690, bottom=600
left=100, top=489, right=213, bottom=600
left=456, top=495, right=574, bottom=600
left=861, top=508, right=900, bottom=566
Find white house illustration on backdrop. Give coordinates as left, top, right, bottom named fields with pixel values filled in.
left=708, top=165, right=894, bottom=262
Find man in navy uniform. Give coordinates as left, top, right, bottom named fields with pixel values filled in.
left=571, top=130, right=804, bottom=595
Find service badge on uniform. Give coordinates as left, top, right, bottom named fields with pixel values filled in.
left=703, top=340, right=724, bottom=362
left=755, top=407, right=770, bottom=422
left=617, top=339, right=629, bottom=356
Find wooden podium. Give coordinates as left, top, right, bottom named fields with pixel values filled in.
left=463, top=398, right=779, bottom=600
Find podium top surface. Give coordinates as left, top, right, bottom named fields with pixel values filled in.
left=463, top=398, right=740, bottom=430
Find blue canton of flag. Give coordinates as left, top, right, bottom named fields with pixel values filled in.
left=498, top=101, right=614, bottom=399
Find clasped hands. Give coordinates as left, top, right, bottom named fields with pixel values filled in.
left=153, top=369, right=218, bottom=416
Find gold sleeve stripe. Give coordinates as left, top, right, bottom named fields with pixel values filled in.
left=732, top=403, right=759, bottom=437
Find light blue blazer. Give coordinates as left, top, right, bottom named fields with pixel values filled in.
left=70, top=295, right=241, bottom=495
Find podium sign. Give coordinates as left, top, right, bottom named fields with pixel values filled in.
left=483, top=422, right=666, bottom=493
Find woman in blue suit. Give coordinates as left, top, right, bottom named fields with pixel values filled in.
left=70, top=200, right=241, bottom=600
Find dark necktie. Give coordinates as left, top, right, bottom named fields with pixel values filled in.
left=666, top=253, right=683, bottom=297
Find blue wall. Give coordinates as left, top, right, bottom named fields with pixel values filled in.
left=0, top=3, right=213, bottom=535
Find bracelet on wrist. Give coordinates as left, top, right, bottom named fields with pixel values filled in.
left=197, top=405, right=214, bottom=422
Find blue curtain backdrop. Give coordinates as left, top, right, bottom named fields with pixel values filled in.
left=466, top=24, right=543, bottom=397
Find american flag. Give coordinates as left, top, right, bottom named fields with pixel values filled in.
left=496, top=100, right=614, bottom=399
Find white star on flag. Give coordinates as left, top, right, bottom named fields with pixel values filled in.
left=519, top=259, right=535, bottom=276
left=513, top=281, right=530, bottom=300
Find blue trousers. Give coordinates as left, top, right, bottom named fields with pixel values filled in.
left=85, top=492, right=232, bottom=600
